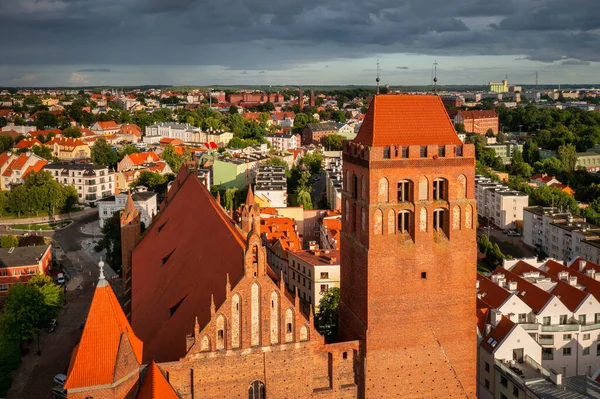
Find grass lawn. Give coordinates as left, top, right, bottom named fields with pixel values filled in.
left=11, top=221, right=72, bottom=231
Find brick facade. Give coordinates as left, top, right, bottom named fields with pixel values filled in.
left=121, top=193, right=141, bottom=318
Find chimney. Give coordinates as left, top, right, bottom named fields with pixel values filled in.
left=485, top=324, right=492, bottom=335
left=508, top=280, right=518, bottom=291
left=569, top=276, right=577, bottom=286
left=558, top=271, right=569, bottom=281
left=476, top=280, right=480, bottom=289
left=491, top=309, right=502, bottom=327
left=586, top=269, right=596, bottom=279
left=579, top=260, right=587, bottom=271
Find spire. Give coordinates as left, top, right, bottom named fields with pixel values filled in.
left=433, top=60, right=438, bottom=95
left=246, top=185, right=255, bottom=206
left=98, top=258, right=107, bottom=287
left=375, top=59, right=380, bottom=95
left=216, top=190, right=221, bottom=205
left=125, top=190, right=135, bottom=214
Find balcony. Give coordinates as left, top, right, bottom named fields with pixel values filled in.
left=581, top=323, right=600, bottom=332
left=538, top=337, right=554, bottom=345
left=520, top=323, right=539, bottom=330
left=541, top=324, right=579, bottom=332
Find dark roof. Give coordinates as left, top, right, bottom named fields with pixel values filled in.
left=44, top=163, right=108, bottom=171
left=0, top=245, right=51, bottom=268
left=304, top=122, right=338, bottom=132
left=97, top=192, right=157, bottom=202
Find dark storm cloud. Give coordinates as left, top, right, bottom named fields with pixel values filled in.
left=77, top=68, right=112, bottom=72
left=0, top=0, right=598, bottom=68
left=560, top=59, right=591, bottom=66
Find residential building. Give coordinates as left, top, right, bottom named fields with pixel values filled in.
left=441, top=95, right=465, bottom=108
left=90, top=120, right=120, bottom=135
left=324, top=158, right=342, bottom=211
left=118, top=124, right=142, bottom=143
left=453, top=110, right=499, bottom=135
left=319, top=211, right=342, bottom=250
left=211, top=153, right=269, bottom=189
left=475, top=175, right=529, bottom=229
left=489, top=80, right=509, bottom=93
left=117, top=151, right=161, bottom=172
left=301, top=122, right=338, bottom=145
left=576, top=149, right=600, bottom=172
left=14, top=138, right=43, bottom=150
left=0, top=245, right=52, bottom=296
left=260, top=208, right=302, bottom=285
left=97, top=191, right=157, bottom=228
left=192, top=129, right=234, bottom=146
left=0, top=152, right=47, bottom=190
left=530, top=174, right=575, bottom=196
left=522, top=206, right=600, bottom=261
left=335, top=123, right=357, bottom=140
left=45, top=137, right=91, bottom=160
left=45, top=163, right=114, bottom=204
left=254, top=165, right=287, bottom=207
left=270, top=111, right=295, bottom=128
left=288, top=246, right=340, bottom=311
left=144, top=122, right=200, bottom=143
left=114, top=162, right=171, bottom=193
left=264, top=133, right=299, bottom=152
left=487, top=142, right=524, bottom=164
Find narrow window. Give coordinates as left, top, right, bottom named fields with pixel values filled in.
left=433, top=209, right=446, bottom=232
left=397, top=180, right=410, bottom=202
left=421, top=272, right=427, bottom=279
left=343, top=352, right=348, bottom=360
left=398, top=211, right=411, bottom=234
left=433, top=178, right=446, bottom=200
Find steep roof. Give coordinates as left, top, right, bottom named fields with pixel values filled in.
left=96, top=121, right=119, bottom=129
left=127, top=152, right=159, bottom=166
left=480, top=315, right=515, bottom=354
left=353, top=94, right=462, bottom=147
left=14, top=138, right=42, bottom=149
left=137, top=362, right=179, bottom=399
left=131, top=172, right=247, bottom=362
left=491, top=267, right=552, bottom=313
left=64, top=278, right=143, bottom=389
left=459, top=110, right=498, bottom=119
left=477, top=274, right=511, bottom=309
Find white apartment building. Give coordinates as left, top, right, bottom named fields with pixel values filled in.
left=264, top=133, right=299, bottom=152
left=144, top=123, right=200, bottom=144
left=287, top=246, right=340, bottom=311
left=477, top=257, right=600, bottom=398
left=324, top=158, right=342, bottom=211
left=44, top=163, right=114, bottom=204
left=254, top=165, right=287, bottom=208
left=0, top=152, right=47, bottom=190
left=97, top=191, right=157, bottom=228
left=475, top=175, right=529, bottom=230
left=522, top=206, right=600, bottom=262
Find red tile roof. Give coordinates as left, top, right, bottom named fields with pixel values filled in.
left=491, top=267, right=552, bottom=313
left=31, top=129, right=62, bottom=138
left=46, top=137, right=87, bottom=148
left=96, top=121, right=119, bottom=129
left=137, top=362, right=179, bottom=399
left=477, top=274, right=511, bottom=309
left=120, top=123, right=142, bottom=136
left=22, top=159, right=47, bottom=179
left=546, top=259, right=600, bottom=303
left=64, top=280, right=143, bottom=389
left=127, top=152, right=159, bottom=166
left=14, top=138, right=42, bottom=149
left=353, top=94, right=462, bottom=147
left=480, top=315, right=515, bottom=353
left=458, top=110, right=498, bottom=120
left=131, top=172, right=248, bottom=362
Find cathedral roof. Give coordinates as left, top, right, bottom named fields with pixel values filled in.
left=64, top=275, right=143, bottom=389
left=137, top=362, right=179, bottom=399
left=353, top=94, right=462, bottom=147
left=131, top=171, right=248, bottom=362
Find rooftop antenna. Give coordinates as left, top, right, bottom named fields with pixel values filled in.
left=536, top=71, right=538, bottom=89
left=376, top=59, right=380, bottom=95
left=433, top=60, right=438, bottom=95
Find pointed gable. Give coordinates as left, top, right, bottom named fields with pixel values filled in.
left=137, top=362, right=179, bottom=399
left=64, top=279, right=142, bottom=389
left=353, top=94, right=462, bottom=147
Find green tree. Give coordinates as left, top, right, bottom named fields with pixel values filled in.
left=0, top=234, right=19, bottom=248
left=264, top=157, right=288, bottom=169
left=27, top=273, right=63, bottom=324
left=229, top=105, right=239, bottom=114
left=454, top=123, right=466, bottom=133
left=301, top=152, right=324, bottom=174
left=62, top=126, right=82, bottom=138
left=315, top=287, right=340, bottom=342
left=18, top=145, right=53, bottom=160
left=485, top=128, right=495, bottom=137
left=323, top=134, right=344, bottom=151
left=161, top=144, right=188, bottom=172
left=131, top=171, right=168, bottom=193
left=332, top=110, right=346, bottom=123
left=557, top=144, right=578, bottom=172
left=523, top=140, right=539, bottom=164
left=91, top=139, right=118, bottom=167
left=34, top=111, right=58, bottom=130
left=95, top=213, right=122, bottom=273
left=0, top=284, right=45, bottom=342
left=224, top=188, right=238, bottom=210
left=496, top=130, right=507, bottom=144
left=509, top=150, right=533, bottom=178
left=0, top=135, right=14, bottom=152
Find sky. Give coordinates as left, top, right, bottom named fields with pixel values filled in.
left=0, top=0, right=599, bottom=87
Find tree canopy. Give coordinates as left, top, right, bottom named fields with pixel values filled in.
left=315, top=287, right=340, bottom=343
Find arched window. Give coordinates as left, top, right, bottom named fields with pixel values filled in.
left=397, top=180, right=412, bottom=202
left=374, top=209, right=383, bottom=235
left=231, top=294, right=241, bottom=349
left=251, top=283, right=260, bottom=347
left=344, top=199, right=349, bottom=221
left=457, top=175, right=467, bottom=199
left=378, top=178, right=389, bottom=202
left=361, top=208, right=367, bottom=231
left=465, top=204, right=473, bottom=229
left=433, top=208, right=447, bottom=234
left=270, top=292, right=279, bottom=345
left=361, top=175, right=367, bottom=200
left=200, top=335, right=210, bottom=352
left=398, top=210, right=411, bottom=234
left=300, top=325, right=309, bottom=341
left=248, top=380, right=265, bottom=399
left=387, top=209, right=395, bottom=234
left=285, top=308, right=294, bottom=343
left=419, top=207, right=428, bottom=232
left=345, top=170, right=351, bottom=193
left=452, top=206, right=461, bottom=230
left=352, top=175, right=358, bottom=199
left=418, top=177, right=428, bottom=201
left=433, top=178, right=447, bottom=200
left=216, top=315, right=226, bottom=350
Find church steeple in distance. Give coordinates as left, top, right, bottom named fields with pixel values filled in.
left=375, top=59, right=380, bottom=95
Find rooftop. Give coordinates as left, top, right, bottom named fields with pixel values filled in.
left=97, top=191, right=157, bottom=202
left=0, top=245, right=51, bottom=268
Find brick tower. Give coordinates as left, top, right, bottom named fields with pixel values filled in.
left=298, top=88, right=304, bottom=111
left=121, top=191, right=141, bottom=318
left=338, top=95, right=477, bottom=398
left=240, top=185, right=260, bottom=233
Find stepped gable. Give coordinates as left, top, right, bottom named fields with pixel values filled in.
left=131, top=171, right=248, bottom=362
left=137, top=362, right=179, bottom=399
left=353, top=94, right=462, bottom=147
left=64, top=270, right=143, bottom=389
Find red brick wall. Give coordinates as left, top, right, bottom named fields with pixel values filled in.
left=121, top=211, right=141, bottom=317
left=339, top=143, right=477, bottom=398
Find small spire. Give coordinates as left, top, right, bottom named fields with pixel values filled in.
left=210, top=294, right=215, bottom=316
left=375, top=59, right=380, bottom=95
left=216, top=191, right=221, bottom=205
left=194, top=316, right=200, bottom=337
left=225, top=273, right=231, bottom=294
left=246, top=185, right=255, bottom=206
left=98, top=258, right=107, bottom=287
left=124, top=190, right=135, bottom=213
left=433, top=60, right=438, bottom=95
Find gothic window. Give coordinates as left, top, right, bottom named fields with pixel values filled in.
left=378, top=178, right=389, bottom=203
left=345, top=170, right=350, bottom=193
left=397, top=180, right=411, bottom=202
left=251, top=283, right=260, bottom=347
left=361, top=208, right=367, bottom=231
left=419, top=207, right=428, bottom=232
left=387, top=209, right=395, bottom=234
left=433, top=178, right=447, bottom=200
left=361, top=175, right=367, bottom=200
left=344, top=199, right=349, bottom=221
left=270, top=292, right=279, bottom=345
left=457, top=175, right=467, bottom=199
left=433, top=209, right=447, bottom=234
left=418, top=177, right=428, bottom=201
left=398, top=211, right=411, bottom=234
left=200, top=335, right=210, bottom=352
left=285, top=308, right=294, bottom=343
left=374, top=209, right=383, bottom=235
left=352, top=175, right=358, bottom=199
left=465, top=204, right=473, bottom=229
left=216, top=315, right=226, bottom=350
left=452, top=206, right=461, bottom=230
left=231, top=294, right=241, bottom=348
left=300, top=325, right=309, bottom=341
left=248, top=381, right=265, bottom=399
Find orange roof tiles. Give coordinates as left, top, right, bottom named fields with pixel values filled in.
left=22, top=159, right=47, bottom=178
left=127, top=152, right=160, bottom=166
left=120, top=123, right=142, bottom=136
left=64, top=281, right=143, bottom=389
left=46, top=137, right=87, bottom=148
left=491, top=267, right=552, bottom=313
left=260, top=217, right=301, bottom=252
left=131, top=172, right=247, bottom=362
left=459, top=110, right=498, bottom=120
left=96, top=121, right=119, bottom=129
left=477, top=274, right=511, bottom=309
left=137, top=362, right=179, bottom=399
left=14, top=138, right=43, bottom=149
left=353, top=94, right=462, bottom=147
left=480, top=315, right=515, bottom=353
left=31, top=129, right=61, bottom=138
left=546, top=259, right=600, bottom=303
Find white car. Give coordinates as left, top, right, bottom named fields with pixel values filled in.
left=56, top=273, right=65, bottom=285
left=54, top=373, right=67, bottom=386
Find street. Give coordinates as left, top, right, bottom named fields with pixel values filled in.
left=4, top=212, right=123, bottom=399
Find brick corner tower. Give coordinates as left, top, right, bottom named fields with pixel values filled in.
left=120, top=191, right=141, bottom=319
left=338, top=94, right=477, bottom=398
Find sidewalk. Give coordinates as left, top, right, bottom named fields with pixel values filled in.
left=0, top=207, right=96, bottom=226
left=80, top=220, right=101, bottom=236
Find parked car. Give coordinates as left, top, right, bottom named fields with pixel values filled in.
left=47, top=319, right=57, bottom=333
left=507, top=230, right=522, bottom=237
left=56, top=273, right=65, bottom=285
left=53, top=373, right=67, bottom=386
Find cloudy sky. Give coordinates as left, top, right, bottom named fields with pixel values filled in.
left=0, top=0, right=599, bottom=87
